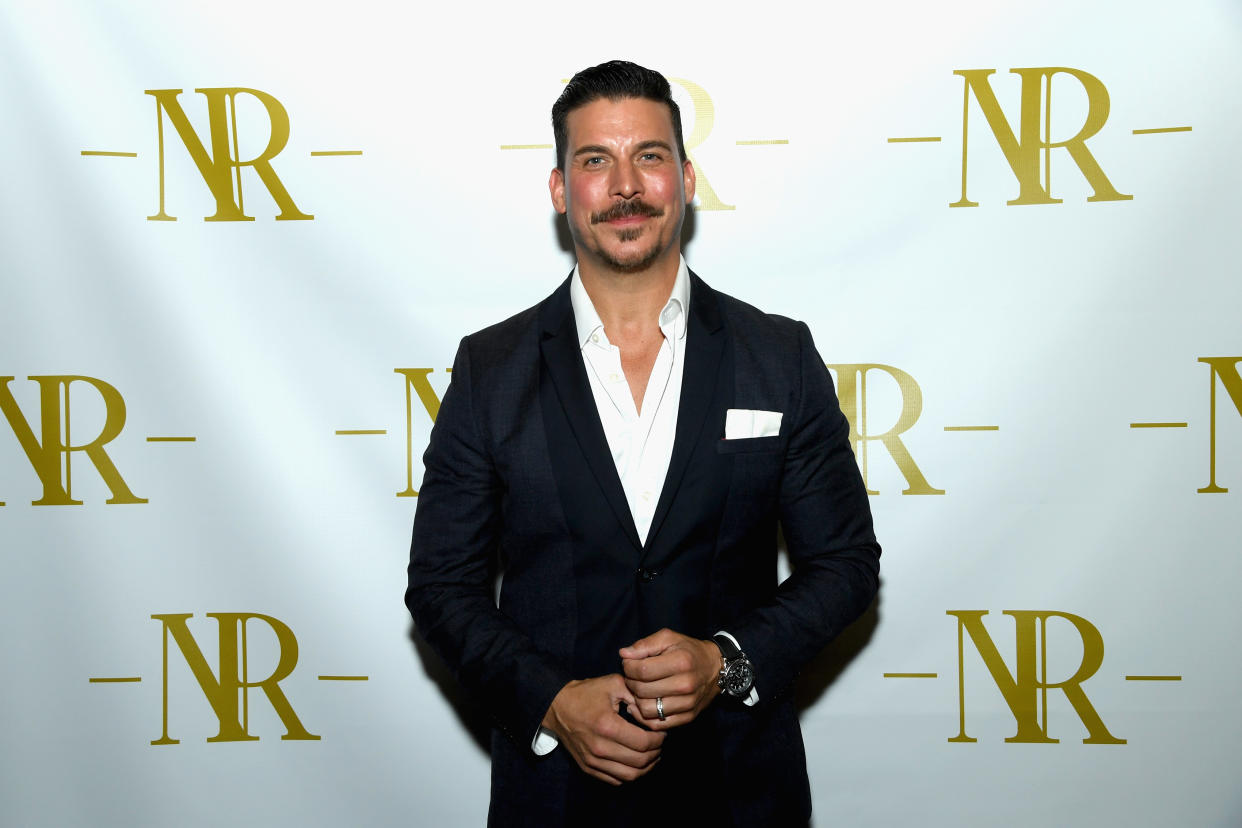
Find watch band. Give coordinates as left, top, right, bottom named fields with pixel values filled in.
left=712, top=633, right=743, bottom=661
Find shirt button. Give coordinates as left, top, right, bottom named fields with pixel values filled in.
left=608, top=373, right=620, bottom=382
left=591, top=333, right=600, bottom=343
left=637, top=567, right=659, bottom=583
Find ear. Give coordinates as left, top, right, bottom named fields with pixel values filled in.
left=682, top=158, right=696, bottom=205
left=549, top=167, right=567, bottom=214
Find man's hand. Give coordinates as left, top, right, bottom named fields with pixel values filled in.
left=541, top=675, right=665, bottom=786
left=619, top=628, right=722, bottom=730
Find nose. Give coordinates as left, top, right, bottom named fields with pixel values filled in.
left=611, top=160, right=641, bottom=199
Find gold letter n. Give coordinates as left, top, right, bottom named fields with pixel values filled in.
left=1198, top=356, right=1242, bottom=493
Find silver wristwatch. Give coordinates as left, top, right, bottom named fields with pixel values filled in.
left=712, top=634, right=754, bottom=699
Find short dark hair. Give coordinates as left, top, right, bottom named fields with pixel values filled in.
left=551, top=60, right=686, bottom=171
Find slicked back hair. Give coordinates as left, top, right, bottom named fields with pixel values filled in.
left=552, top=60, right=687, bottom=171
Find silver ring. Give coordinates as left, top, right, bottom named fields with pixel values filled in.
left=656, top=697, right=666, bottom=721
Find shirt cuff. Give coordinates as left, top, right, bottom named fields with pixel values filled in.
left=714, top=630, right=759, bottom=705
left=531, top=726, right=559, bottom=755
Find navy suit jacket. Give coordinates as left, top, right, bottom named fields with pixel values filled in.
left=407, top=271, right=879, bottom=825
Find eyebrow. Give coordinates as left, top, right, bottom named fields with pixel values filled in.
left=572, top=144, right=612, bottom=159
left=635, top=140, right=674, bottom=155
left=571, top=140, right=675, bottom=160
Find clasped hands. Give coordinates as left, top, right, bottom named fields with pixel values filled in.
left=541, top=628, right=722, bottom=786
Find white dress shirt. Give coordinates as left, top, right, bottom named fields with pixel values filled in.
left=571, top=259, right=688, bottom=545
left=532, top=258, right=754, bottom=756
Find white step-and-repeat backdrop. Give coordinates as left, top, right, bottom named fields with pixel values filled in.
left=2, top=0, right=1239, bottom=824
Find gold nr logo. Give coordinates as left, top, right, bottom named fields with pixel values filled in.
left=951, top=67, right=1131, bottom=207
left=828, top=364, right=943, bottom=496
left=948, top=610, right=1124, bottom=744
left=145, top=87, right=312, bottom=222
left=0, top=375, right=145, bottom=505
left=151, top=612, right=318, bottom=744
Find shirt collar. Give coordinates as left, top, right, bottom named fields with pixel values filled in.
left=570, top=256, right=691, bottom=350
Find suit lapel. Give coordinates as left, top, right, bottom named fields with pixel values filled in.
left=643, top=270, right=727, bottom=553
left=539, top=277, right=643, bottom=550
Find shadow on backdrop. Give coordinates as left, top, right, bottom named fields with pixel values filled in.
left=408, top=622, right=492, bottom=756
left=795, top=582, right=882, bottom=713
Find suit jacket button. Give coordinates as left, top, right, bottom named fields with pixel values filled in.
left=637, top=567, right=658, bottom=582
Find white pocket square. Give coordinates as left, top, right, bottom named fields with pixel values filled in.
left=724, top=408, right=783, bottom=440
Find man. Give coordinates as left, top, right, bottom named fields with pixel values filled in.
left=407, top=60, right=879, bottom=826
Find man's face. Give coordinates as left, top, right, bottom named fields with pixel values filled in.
left=549, top=96, right=696, bottom=274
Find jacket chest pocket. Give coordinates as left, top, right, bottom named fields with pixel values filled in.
left=715, top=435, right=783, bottom=455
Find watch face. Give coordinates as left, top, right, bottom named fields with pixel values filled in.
left=723, top=660, right=754, bottom=696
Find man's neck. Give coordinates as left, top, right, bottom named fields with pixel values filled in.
left=577, top=253, right=680, bottom=337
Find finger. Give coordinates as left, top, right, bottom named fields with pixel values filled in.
left=579, top=760, right=626, bottom=787
left=583, top=766, right=623, bottom=787
left=583, top=754, right=662, bottom=785
left=603, top=673, right=638, bottom=709
left=609, top=715, right=667, bottom=753
left=621, top=654, right=671, bottom=682
left=618, top=627, right=677, bottom=660
left=621, top=649, right=690, bottom=682
left=630, top=700, right=697, bottom=731
left=631, top=692, right=696, bottom=721
left=624, top=672, right=698, bottom=700
left=635, top=712, right=694, bottom=731
left=610, top=686, right=638, bottom=710
left=580, top=729, right=663, bottom=777
left=595, top=739, right=664, bottom=768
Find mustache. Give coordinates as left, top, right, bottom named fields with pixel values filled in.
left=590, top=200, right=664, bottom=224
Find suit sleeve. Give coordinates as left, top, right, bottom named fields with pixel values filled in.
left=405, top=337, right=573, bottom=748
left=727, top=321, right=881, bottom=699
